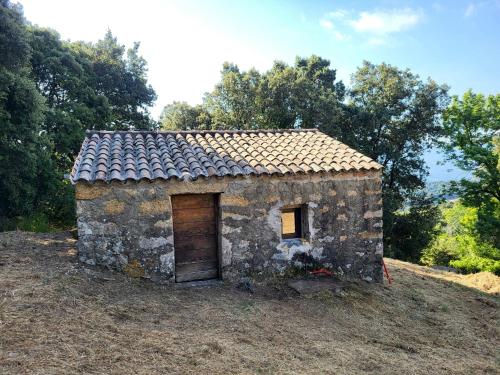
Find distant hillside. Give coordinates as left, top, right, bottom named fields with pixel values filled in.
left=423, top=180, right=458, bottom=201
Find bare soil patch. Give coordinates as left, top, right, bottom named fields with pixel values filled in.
left=0, top=231, right=498, bottom=374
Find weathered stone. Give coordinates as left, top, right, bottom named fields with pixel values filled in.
left=104, top=200, right=125, bottom=215
left=359, top=231, right=383, bottom=239
left=364, top=210, right=383, bottom=219
left=139, top=236, right=168, bottom=249
left=75, top=170, right=384, bottom=283
left=123, top=260, right=144, bottom=278
left=221, top=195, right=250, bottom=206
left=139, top=200, right=168, bottom=216
left=288, top=279, right=346, bottom=295
left=75, top=184, right=109, bottom=200
left=364, top=189, right=381, bottom=195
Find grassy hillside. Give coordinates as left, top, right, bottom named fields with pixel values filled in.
left=0, top=232, right=498, bottom=374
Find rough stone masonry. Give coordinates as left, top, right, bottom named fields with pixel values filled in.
left=76, top=170, right=383, bottom=283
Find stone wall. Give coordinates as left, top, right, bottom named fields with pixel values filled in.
left=76, top=170, right=383, bottom=283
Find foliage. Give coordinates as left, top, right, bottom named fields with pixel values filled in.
left=159, top=101, right=211, bottom=130
left=160, top=55, right=345, bottom=131
left=441, top=91, right=499, bottom=204
left=421, top=180, right=457, bottom=201
left=421, top=200, right=500, bottom=275
left=0, top=1, right=157, bottom=230
left=389, top=194, right=441, bottom=263
left=29, top=27, right=157, bottom=170
left=449, top=256, right=500, bottom=275
left=341, top=62, right=449, bottom=258
left=0, top=0, right=54, bottom=221
left=15, top=212, right=52, bottom=232
left=440, top=91, right=500, bottom=247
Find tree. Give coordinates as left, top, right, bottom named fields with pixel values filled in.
left=421, top=200, right=500, bottom=275
left=204, top=63, right=263, bottom=129
left=390, top=193, right=441, bottom=263
left=29, top=27, right=111, bottom=171
left=0, top=1, right=54, bottom=224
left=441, top=91, right=500, bottom=247
left=87, top=31, right=157, bottom=130
left=441, top=91, right=499, bottom=203
left=338, top=61, right=449, bottom=258
left=29, top=28, right=158, bottom=169
left=203, top=55, right=345, bottom=130
left=159, top=101, right=211, bottom=130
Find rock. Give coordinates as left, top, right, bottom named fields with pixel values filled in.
left=237, top=277, right=254, bottom=293
left=288, top=279, right=345, bottom=295
left=431, top=265, right=458, bottom=273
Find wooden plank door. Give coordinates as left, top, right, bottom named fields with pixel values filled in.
left=172, top=194, right=219, bottom=282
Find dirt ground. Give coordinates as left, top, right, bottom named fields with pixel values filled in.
left=0, top=231, right=498, bottom=375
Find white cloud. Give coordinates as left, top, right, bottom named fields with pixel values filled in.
left=334, top=31, right=348, bottom=41
left=327, top=10, right=348, bottom=19
left=319, top=19, right=334, bottom=29
left=319, top=10, right=352, bottom=41
left=464, top=3, right=475, bottom=17
left=350, top=8, right=423, bottom=35
left=320, top=7, right=423, bottom=47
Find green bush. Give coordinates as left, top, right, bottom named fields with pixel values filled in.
left=449, top=256, right=500, bottom=275
left=16, top=212, right=51, bottom=232
left=421, top=200, right=499, bottom=275
left=420, top=234, right=460, bottom=266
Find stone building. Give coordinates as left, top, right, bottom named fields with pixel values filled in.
left=71, top=129, right=383, bottom=283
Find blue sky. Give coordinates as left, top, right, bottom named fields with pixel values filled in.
left=18, top=0, right=500, bottom=181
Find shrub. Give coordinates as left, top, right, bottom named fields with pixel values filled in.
left=16, top=212, right=51, bottom=232
left=420, top=200, right=499, bottom=275
left=449, top=256, right=500, bottom=275
left=420, top=234, right=460, bottom=266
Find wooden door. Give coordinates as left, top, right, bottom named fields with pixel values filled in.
left=172, top=194, right=219, bottom=282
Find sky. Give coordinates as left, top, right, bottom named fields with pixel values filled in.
left=17, top=0, right=500, bottom=181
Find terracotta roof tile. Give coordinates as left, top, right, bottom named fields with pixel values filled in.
left=70, top=129, right=381, bottom=184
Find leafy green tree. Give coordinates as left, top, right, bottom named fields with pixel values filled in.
left=159, top=101, right=211, bottom=130
left=442, top=91, right=499, bottom=203
left=1, top=3, right=158, bottom=229
left=29, top=28, right=157, bottom=170
left=0, top=0, right=54, bottom=225
left=87, top=31, right=157, bottom=130
left=29, top=27, right=111, bottom=170
left=203, top=56, right=345, bottom=130
left=440, top=91, right=499, bottom=247
left=390, top=194, right=441, bottom=263
left=421, top=201, right=500, bottom=275
left=204, top=63, right=262, bottom=129
left=338, top=61, right=449, bottom=258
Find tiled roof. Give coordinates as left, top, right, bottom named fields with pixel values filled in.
left=70, top=129, right=381, bottom=184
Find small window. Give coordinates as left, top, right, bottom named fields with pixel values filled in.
left=281, top=207, right=302, bottom=239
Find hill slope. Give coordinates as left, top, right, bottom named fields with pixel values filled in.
left=0, top=231, right=498, bottom=374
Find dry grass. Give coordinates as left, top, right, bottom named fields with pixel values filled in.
left=0, top=231, right=498, bottom=375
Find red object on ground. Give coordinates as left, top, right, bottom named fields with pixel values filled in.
left=310, top=268, right=334, bottom=277
left=382, top=259, right=393, bottom=284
